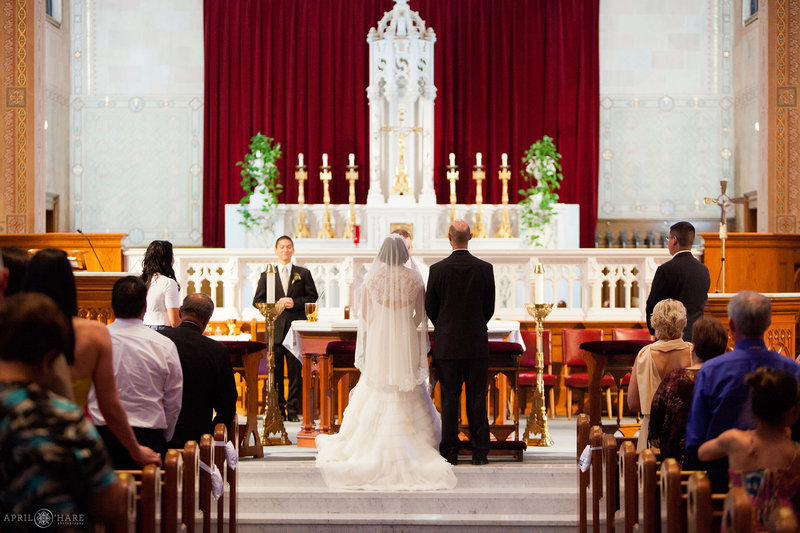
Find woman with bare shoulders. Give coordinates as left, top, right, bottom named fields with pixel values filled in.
left=24, top=249, right=161, bottom=466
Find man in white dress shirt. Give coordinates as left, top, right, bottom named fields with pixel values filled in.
left=88, top=276, right=183, bottom=469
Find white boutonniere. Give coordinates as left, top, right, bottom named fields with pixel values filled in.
left=292, top=272, right=301, bottom=284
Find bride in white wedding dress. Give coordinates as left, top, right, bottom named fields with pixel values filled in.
left=315, top=234, right=457, bottom=490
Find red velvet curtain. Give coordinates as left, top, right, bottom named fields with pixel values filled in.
left=204, top=0, right=599, bottom=247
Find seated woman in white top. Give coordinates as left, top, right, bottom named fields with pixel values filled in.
left=141, top=240, right=180, bottom=331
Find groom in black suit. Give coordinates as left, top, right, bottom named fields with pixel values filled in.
left=426, top=220, right=495, bottom=465
left=253, top=235, right=318, bottom=421
left=645, top=221, right=710, bottom=341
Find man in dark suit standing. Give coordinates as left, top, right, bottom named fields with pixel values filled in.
left=425, top=220, right=495, bottom=465
left=646, top=221, right=710, bottom=342
left=160, top=293, right=238, bottom=448
left=253, top=235, right=318, bottom=422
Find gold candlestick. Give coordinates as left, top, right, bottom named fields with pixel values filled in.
left=318, top=159, right=335, bottom=238
left=446, top=157, right=459, bottom=226
left=472, top=163, right=487, bottom=238
left=496, top=159, right=513, bottom=238
left=522, top=302, right=554, bottom=447
left=294, top=164, right=311, bottom=238
left=343, top=161, right=358, bottom=239
left=256, top=300, right=289, bottom=445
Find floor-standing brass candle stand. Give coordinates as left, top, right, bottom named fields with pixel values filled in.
left=256, top=301, right=289, bottom=445
left=522, top=302, right=554, bottom=446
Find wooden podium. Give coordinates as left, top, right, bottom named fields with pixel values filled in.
left=701, top=232, right=800, bottom=293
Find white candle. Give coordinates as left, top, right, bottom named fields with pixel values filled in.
left=476, top=152, right=482, bottom=167
left=534, top=264, right=544, bottom=304
left=322, top=153, right=328, bottom=167
left=501, top=153, right=508, bottom=167
left=266, top=267, right=276, bottom=304
left=449, top=153, right=456, bottom=167
left=298, top=153, right=304, bottom=167
left=349, top=153, right=355, bottom=167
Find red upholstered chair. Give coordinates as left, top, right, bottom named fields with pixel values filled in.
left=562, top=328, right=614, bottom=420
left=518, top=329, right=557, bottom=418
left=611, top=328, right=652, bottom=418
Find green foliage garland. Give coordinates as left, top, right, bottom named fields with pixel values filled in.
left=237, top=133, right=282, bottom=230
left=518, top=135, right=564, bottom=246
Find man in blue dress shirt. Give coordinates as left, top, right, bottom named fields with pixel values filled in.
left=685, top=290, right=800, bottom=491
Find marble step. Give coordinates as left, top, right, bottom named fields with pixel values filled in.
left=236, top=485, right=575, bottom=516
left=235, top=461, right=577, bottom=489
left=235, top=512, right=577, bottom=532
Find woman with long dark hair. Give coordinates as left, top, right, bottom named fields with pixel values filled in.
left=141, top=240, right=180, bottom=330
left=23, top=248, right=161, bottom=466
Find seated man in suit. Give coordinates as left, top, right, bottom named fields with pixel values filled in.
left=0, top=293, right=120, bottom=525
left=87, top=276, right=183, bottom=469
left=160, top=293, right=238, bottom=448
left=253, top=235, right=318, bottom=422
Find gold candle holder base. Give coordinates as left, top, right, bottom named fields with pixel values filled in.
left=294, top=207, right=311, bottom=238
left=496, top=208, right=513, bottom=238
left=522, top=302, right=554, bottom=447
left=256, top=301, right=290, bottom=446
left=318, top=205, right=335, bottom=239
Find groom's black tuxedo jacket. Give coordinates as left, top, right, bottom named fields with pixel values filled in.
left=253, top=264, right=318, bottom=346
left=426, top=249, right=495, bottom=360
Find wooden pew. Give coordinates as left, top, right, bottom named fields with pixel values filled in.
left=637, top=448, right=658, bottom=533
left=602, top=433, right=617, bottom=533
left=223, top=422, right=238, bottom=533
left=140, top=464, right=161, bottom=533
left=590, top=425, right=604, bottom=532
left=687, top=471, right=713, bottom=533
left=183, top=441, right=200, bottom=533
left=659, top=457, right=682, bottom=533
left=578, top=414, right=590, bottom=533
left=616, top=440, right=637, bottom=533
left=722, top=486, right=752, bottom=533
left=104, top=471, right=136, bottom=533
left=162, top=449, right=182, bottom=533
left=199, top=434, right=214, bottom=533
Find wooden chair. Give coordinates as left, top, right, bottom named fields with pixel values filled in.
left=638, top=448, right=659, bottom=533
left=722, top=486, right=752, bottom=533
left=518, top=329, right=557, bottom=418
left=578, top=414, right=590, bottom=533
left=563, top=329, right=613, bottom=420
left=611, top=328, right=652, bottom=418
left=616, top=440, right=637, bottom=533
left=659, top=457, right=682, bottom=533
left=687, top=471, right=713, bottom=533
left=602, top=433, right=617, bottom=533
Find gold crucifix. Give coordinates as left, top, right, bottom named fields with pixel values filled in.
left=343, top=156, right=358, bottom=239
left=293, top=161, right=310, bottom=238
left=496, top=154, right=513, bottom=238
left=472, top=156, right=487, bottom=238
left=703, top=179, right=745, bottom=292
left=380, top=108, right=422, bottom=195
left=318, top=156, right=335, bottom=238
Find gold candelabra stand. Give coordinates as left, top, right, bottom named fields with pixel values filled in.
left=294, top=164, right=311, bottom=238
left=472, top=164, right=487, bottom=238
left=496, top=162, right=513, bottom=238
left=522, top=302, right=554, bottom=447
left=318, top=162, right=335, bottom=239
left=256, top=300, right=289, bottom=445
left=343, top=163, right=358, bottom=239
left=446, top=162, right=459, bottom=227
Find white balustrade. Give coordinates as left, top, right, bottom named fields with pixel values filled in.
left=125, top=247, right=684, bottom=323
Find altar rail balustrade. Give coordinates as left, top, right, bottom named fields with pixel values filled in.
left=124, top=248, right=679, bottom=323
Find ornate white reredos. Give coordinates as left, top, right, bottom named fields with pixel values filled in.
left=366, top=0, right=437, bottom=207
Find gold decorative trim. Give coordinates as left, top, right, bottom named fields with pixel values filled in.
left=776, top=0, right=787, bottom=226
left=6, top=86, right=24, bottom=107
left=778, top=86, right=797, bottom=107
left=15, top=0, right=27, bottom=216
